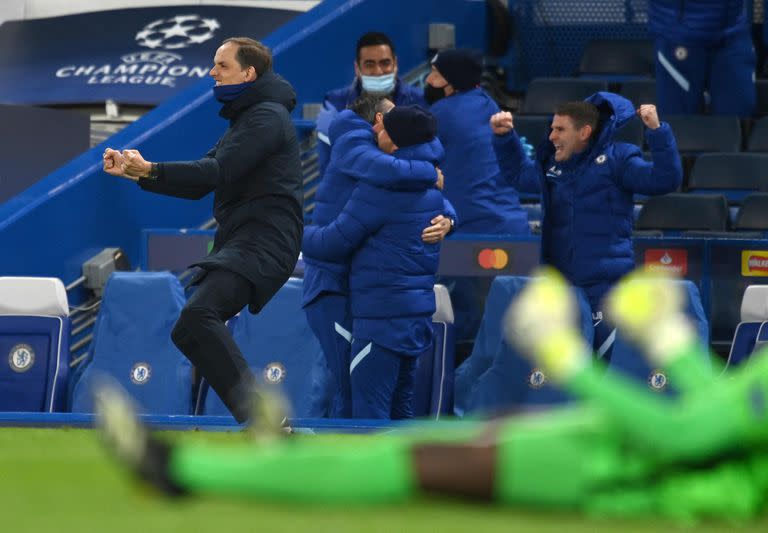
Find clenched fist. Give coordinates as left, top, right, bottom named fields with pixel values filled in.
left=121, top=149, right=152, bottom=179
left=637, top=104, right=660, bottom=130
left=103, top=148, right=135, bottom=180
left=490, top=111, right=514, bottom=135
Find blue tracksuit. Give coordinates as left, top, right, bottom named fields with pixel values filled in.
left=430, top=87, right=529, bottom=235
left=303, top=111, right=454, bottom=417
left=648, top=0, right=755, bottom=117
left=430, top=87, right=530, bottom=345
left=303, top=138, right=446, bottom=419
left=494, top=91, right=682, bottom=356
left=315, top=79, right=427, bottom=179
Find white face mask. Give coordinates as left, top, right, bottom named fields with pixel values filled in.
left=360, top=72, right=396, bottom=94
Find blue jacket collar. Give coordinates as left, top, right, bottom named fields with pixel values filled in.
left=393, top=138, right=445, bottom=165
left=328, top=109, right=372, bottom=144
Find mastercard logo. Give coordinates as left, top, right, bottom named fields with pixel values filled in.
left=477, top=248, right=509, bottom=270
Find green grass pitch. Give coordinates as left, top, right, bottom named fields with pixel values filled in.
left=3, top=427, right=768, bottom=533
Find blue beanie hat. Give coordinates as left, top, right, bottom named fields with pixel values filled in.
left=431, top=48, right=482, bottom=92
left=383, top=105, right=437, bottom=148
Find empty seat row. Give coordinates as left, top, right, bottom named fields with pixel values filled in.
left=688, top=153, right=768, bottom=203
left=520, top=78, right=658, bottom=115
left=634, top=193, right=768, bottom=235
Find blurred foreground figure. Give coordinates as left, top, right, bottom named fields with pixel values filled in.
left=96, top=268, right=768, bottom=522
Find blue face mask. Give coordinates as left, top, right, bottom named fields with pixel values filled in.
left=360, top=73, right=396, bottom=94
left=213, top=81, right=254, bottom=103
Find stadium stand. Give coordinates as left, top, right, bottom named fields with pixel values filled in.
left=635, top=193, right=730, bottom=234
left=519, top=78, right=608, bottom=115
left=747, top=116, right=768, bottom=151
left=70, top=272, right=193, bottom=415
left=734, top=193, right=768, bottom=233
left=756, top=79, right=768, bottom=117
left=687, top=153, right=768, bottom=205
left=577, top=39, right=654, bottom=81
left=665, top=115, right=742, bottom=154
left=4, top=0, right=768, bottom=433
left=453, top=276, right=593, bottom=416
left=0, top=277, right=69, bottom=412
left=726, top=285, right=768, bottom=368
left=618, top=78, right=657, bottom=106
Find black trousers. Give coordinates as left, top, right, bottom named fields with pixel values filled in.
left=171, top=269, right=255, bottom=423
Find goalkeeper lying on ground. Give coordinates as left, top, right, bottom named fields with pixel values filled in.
left=95, top=268, right=768, bottom=522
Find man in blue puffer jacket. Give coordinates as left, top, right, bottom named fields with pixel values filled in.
left=303, top=106, right=447, bottom=419
left=648, top=0, right=755, bottom=117
left=303, top=96, right=456, bottom=417
left=491, top=92, right=682, bottom=359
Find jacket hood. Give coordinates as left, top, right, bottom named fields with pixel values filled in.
left=392, top=137, right=445, bottom=165
left=329, top=109, right=372, bottom=145
left=584, top=91, right=637, bottom=150
left=220, top=70, right=297, bottom=119
left=534, top=91, right=636, bottom=164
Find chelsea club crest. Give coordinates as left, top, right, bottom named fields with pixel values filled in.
left=648, top=370, right=668, bottom=391
left=130, top=362, right=152, bottom=385
left=264, top=362, right=286, bottom=384
left=595, top=154, right=607, bottom=165
left=528, top=368, right=547, bottom=389
left=8, top=343, right=35, bottom=373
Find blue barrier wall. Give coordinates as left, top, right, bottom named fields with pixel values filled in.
left=0, top=0, right=490, bottom=290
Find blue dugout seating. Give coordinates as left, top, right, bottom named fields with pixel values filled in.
left=726, top=285, right=768, bottom=368
left=196, top=278, right=332, bottom=419
left=454, top=276, right=593, bottom=417
left=412, top=284, right=456, bottom=419
left=606, top=280, right=711, bottom=392
left=0, top=277, right=70, bottom=412
left=70, top=272, right=193, bottom=415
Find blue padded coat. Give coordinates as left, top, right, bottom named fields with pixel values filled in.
left=493, top=91, right=682, bottom=288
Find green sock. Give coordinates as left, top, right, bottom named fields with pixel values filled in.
left=169, top=435, right=416, bottom=504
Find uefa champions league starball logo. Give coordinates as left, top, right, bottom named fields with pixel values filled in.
left=8, top=344, right=35, bottom=373
left=135, top=15, right=220, bottom=50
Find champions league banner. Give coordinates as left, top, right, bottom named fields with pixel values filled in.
left=0, top=6, right=302, bottom=105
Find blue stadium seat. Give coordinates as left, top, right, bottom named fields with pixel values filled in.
left=0, top=277, right=70, bottom=412
left=619, top=79, right=657, bottom=107
left=726, top=285, right=768, bottom=368
left=70, top=272, right=193, bottom=414
left=751, top=322, right=768, bottom=359
left=196, top=278, right=332, bottom=418
left=665, top=115, right=742, bottom=154
left=520, top=78, right=608, bottom=115
left=687, top=153, right=768, bottom=206
left=412, top=284, right=456, bottom=419
left=454, top=276, right=593, bottom=416
left=635, top=193, right=729, bottom=235
left=606, top=280, right=711, bottom=392
left=747, top=116, right=768, bottom=152
left=734, top=193, right=768, bottom=234
left=577, top=39, right=654, bottom=81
